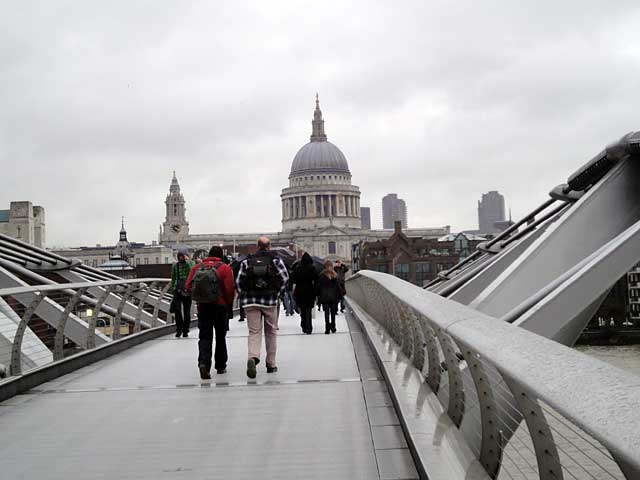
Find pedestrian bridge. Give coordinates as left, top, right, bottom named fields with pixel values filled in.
left=3, top=131, right=640, bottom=479
left=1, top=271, right=639, bottom=479
left=1, top=302, right=408, bottom=479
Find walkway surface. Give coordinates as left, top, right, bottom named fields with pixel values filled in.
left=0, top=310, right=419, bottom=480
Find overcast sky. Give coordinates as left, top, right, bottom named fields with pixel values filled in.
left=2, top=1, right=640, bottom=247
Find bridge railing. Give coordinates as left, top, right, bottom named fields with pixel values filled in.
left=0, top=278, right=172, bottom=379
left=347, top=271, right=640, bottom=480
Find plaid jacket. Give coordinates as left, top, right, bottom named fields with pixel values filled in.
left=236, top=252, right=289, bottom=307
left=171, top=260, right=194, bottom=291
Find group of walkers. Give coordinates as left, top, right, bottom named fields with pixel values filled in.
left=289, top=254, right=348, bottom=335
left=169, top=236, right=348, bottom=380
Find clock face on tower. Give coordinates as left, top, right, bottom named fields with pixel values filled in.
left=171, top=224, right=182, bottom=233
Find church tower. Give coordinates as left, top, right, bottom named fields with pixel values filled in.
left=113, top=217, right=132, bottom=260
left=160, top=171, right=189, bottom=244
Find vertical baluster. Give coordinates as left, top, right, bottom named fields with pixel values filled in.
left=134, top=282, right=156, bottom=333
left=87, top=286, right=114, bottom=348
left=11, top=293, right=45, bottom=375
left=53, top=288, right=87, bottom=361
left=437, top=331, right=466, bottom=427
left=502, top=377, right=564, bottom=480
left=112, top=284, right=134, bottom=340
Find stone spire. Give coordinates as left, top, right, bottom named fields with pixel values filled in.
left=119, top=216, right=127, bottom=242
left=310, top=93, right=327, bottom=142
left=170, top=171, right=180, bottom=194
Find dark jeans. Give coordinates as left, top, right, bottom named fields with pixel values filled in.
left=197, top=303, right=228, bottom=371
left=174, top=293, right=192, bottom=335
left=323, top=304, right=337, bottom=330
left=283, top=290, right=296, bottom=315
left=299, top=305, right=313, bottom=334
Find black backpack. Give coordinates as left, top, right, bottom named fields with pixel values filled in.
left=246, top=254, right=282, bottom=293
left=191, top=262, right=223, bottom=303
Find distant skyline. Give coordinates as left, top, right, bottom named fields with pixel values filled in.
left=2, top=1, right=640, bottom=246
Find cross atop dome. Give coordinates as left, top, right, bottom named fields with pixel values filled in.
left=310, top=94, right=327, bottom=142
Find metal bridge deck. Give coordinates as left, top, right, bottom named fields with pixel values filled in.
left=0, top=311, right=419, bottom=480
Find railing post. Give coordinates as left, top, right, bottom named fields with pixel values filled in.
left=11, top=293, right=45, bottom=376
left=87, top=286, right=114, bottom=349
left=151, top=282, right=172, bottom=328
left=134, top=282, right=156, bottom=333
left=396, top=300, right=414, bottom=359
left=503, top=377, right=564, bottom=480
left=417, top=315, right=441, bottom=393
left=407, top=308, right=425, bottom=372
left=437, top=331, right=466, bottom=427
left=460, top=347, right=503, bottom=479
left=112, top=284, right=134, bottom=340
left=53, top=288, right=87, bottom=361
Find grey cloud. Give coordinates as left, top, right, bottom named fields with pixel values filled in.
left=2, top=1, right=640, bottom=246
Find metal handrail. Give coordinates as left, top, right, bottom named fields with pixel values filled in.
left=347, top=270, right=640, bottom=479
left=0, top=278, right=172, bottom=378
left=0, top=278, right=168, bottom=296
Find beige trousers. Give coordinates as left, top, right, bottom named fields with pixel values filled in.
left=246, top=306, right=278, bottom=366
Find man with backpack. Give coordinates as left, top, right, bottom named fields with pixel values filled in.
left=236, top=236, right=289, bottom=379
left=185, top=246, right=235, bottom=379
left=170, top=250, right=194, bottom=338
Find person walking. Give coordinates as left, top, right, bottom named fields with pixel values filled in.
left=185, top=246, right=235, bottom=379
left=290, top=252, right=318, bottom=334
left=236, top=237, right=289, bottom=379
left=334, top=259, right=349, bottom=313
left=170, top=250, right=194, bottom=338
left=231, top=258, right=246, bottom=322
left=317, top=260, right=341, bottom=334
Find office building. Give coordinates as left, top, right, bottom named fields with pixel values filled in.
left=382, top=194, right=408, bottom=229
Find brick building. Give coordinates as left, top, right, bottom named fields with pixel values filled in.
left=355, top=221, right=485, bottom=287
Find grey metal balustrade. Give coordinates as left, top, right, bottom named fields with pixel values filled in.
left=0, top=278, right=172, bottom=379
left=347, top=271, right=640, bottom=480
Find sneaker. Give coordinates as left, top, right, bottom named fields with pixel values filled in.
left=216, top=368, right=227, bottom=375
left=266, top=365, right=278, bottom=373
left=175, top=332, right=181, bottom=338
left=199, top=365, right=211, bottom=380
left=182, top=332, right=189, bottom=338
left=247, top=357, right=257, bottom=379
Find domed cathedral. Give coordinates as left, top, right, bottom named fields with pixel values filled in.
left=279, top=95, right=365, bottom=259
left=157, top=96, right=451, bottom=262
left=281, top=95, right=361, bottom=233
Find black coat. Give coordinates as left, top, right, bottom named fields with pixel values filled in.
left=291, top=263, right=318, bottom=306
left=317, top=274, right=341, bottom=306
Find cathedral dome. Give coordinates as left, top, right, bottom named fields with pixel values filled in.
left=289, top=95, right=350, bottom=177
left=290, top=141, right=350, bottom=176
